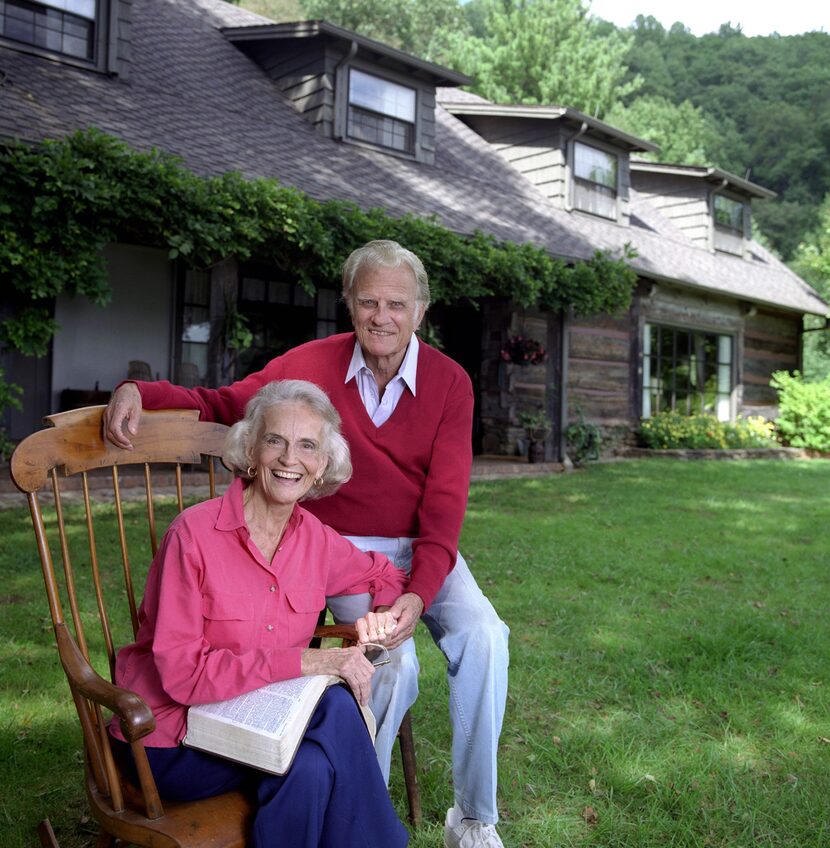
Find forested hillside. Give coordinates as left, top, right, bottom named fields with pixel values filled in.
left=622, top=18, right=830, bottom=261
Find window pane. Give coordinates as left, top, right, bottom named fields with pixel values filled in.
left=317, top=288, right=338, bottom=321
left=347, top=105, right=414, bottom=153
left=294, top=287, right=313, bottom=308
left=349, top=69, right=415, bottom=122
left=574, top=142, right=617, bottom=189
left=38, top=0, right=95, bottom=18
left=2, top=0, right=94, bottom=58
left=714, top=195, right=744, bottom=232
left=241, top=277, right=266, bottom=302
left=268, top=280, right=290, bottom=304
left=573, top=180, right=616, bottom=219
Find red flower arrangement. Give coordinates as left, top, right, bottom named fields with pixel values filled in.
left=500, top=335, right=547, bottom=366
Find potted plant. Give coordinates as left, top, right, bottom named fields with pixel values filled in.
left=565, top=406, right=601, bottom=466
left=518, top=409, right=552, bottom=463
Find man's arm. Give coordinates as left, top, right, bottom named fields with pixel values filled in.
left=410, top=384, right=473, bottom=596
left=103, top=362, right=286, bottom=448
left=395, top=373, right=474, bottom=641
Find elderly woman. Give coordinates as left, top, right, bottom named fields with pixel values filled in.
left=109, top=379, right=409, bottom=848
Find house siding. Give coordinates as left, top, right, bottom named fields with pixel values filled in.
left=112, top=0, right=132, bottom=77
left=461, top=118, right=568, bottom=205
left=741, top=308, right=801, bottom=417
left=249, top=41, right=337, bottom=137
left=566, top=314, right=631, bottom=427
left=633, top=173, right=711, bottom=247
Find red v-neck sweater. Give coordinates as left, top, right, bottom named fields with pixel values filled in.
left=135, top=333, right=473, bottom=608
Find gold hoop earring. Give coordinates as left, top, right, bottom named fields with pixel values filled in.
left=247, top=466, right=257, bottom=478
left=314, top=476, right=324, bottom=487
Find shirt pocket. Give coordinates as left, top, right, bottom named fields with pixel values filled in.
left=284, top=586, right=326, bottom=648
left=202, top=592, right=256, bottom=654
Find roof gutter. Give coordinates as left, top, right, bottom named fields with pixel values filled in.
left=332, top=40, right=358, bottom=141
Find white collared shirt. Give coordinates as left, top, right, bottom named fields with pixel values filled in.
left=345, top=334, right=419, bottom=426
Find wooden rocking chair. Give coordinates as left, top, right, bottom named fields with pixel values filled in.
left=10, top=405, right=420, bottom=848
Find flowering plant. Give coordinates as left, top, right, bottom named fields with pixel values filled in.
left=500, top=335, right=547, bottom=366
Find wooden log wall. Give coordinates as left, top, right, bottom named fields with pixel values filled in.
left=567, top=313, right=631, bottom=426
left=742, top=308, right=801, bottom=417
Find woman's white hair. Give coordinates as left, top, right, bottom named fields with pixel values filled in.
left=223, top=380, right=352, bottom=500
left=341, top=239, right=430, bottom=314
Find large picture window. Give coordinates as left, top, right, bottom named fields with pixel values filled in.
left=642, top=324, right=733, bottom=420
left=713, top=195, right=745, bottom=255
left=573, top=141, right=618, bottom=219
left=347, top=68, right=416, bottom=154
left=0, top=0, right=96, bottom=60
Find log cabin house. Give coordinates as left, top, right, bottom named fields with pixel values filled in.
left=1, top=0, right=826, bottom=459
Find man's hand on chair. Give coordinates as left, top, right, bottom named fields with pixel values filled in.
left=102, top=382, right=143, bottom=450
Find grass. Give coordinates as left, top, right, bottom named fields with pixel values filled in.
left=2, top=460, right=830, bottom=847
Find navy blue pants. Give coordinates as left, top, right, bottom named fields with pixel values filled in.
left=115, top=686, right=408, bottom=848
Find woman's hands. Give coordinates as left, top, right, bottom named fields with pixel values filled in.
left=300, top=609, right=398, bottom=704
left=355, top=609, right=399, bottom=646
left=301, top=646, right=375, bottom=705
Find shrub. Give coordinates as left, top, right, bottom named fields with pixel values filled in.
left=638, top=411, right=777, bottom=450
left=771, top=370, right=830, bottom=451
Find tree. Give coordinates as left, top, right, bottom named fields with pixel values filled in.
left=605, top=96, right=722, bottom=165
left=297, top=0, right=469, bottom=61
left=232, top=0, right=305, bottom=20
left=444, top=0, right=641, bottom=115
left=791, top=194, right=830, bottom=380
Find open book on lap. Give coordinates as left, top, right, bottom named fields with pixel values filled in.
left=183, top=675, right=376, bottom=775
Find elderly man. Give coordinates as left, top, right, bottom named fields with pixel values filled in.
left=103, top=240, right=509, bottom=848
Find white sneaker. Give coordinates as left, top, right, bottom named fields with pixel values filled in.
left=444, top=806, right=504, bottom=848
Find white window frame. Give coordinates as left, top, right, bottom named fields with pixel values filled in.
left=642, top=322, right=735, bottom=421
left=345, top=67, right=417, bottom=155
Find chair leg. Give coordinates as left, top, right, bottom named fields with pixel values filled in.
left=397, top=710, right=422, bottom=827
left=37, top=820, right=61, bottom=848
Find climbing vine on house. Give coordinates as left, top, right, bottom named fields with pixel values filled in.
left=0, top=128, right=638, bottom=454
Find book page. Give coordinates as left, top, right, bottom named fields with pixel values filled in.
left=194, top=676, right=328, bottom=738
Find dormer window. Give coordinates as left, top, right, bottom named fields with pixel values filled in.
left=713, top=194, right=746, bottom=255
left=573, top=141, right=618, bottom=220
left=347, top=68, right=417, bottom=155
left=0, top=0, right=96, bottom=60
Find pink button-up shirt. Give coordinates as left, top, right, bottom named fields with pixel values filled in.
left=111, top=478, right=405, bottom=747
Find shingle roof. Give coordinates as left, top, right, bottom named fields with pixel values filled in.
left=0, top=0, right=825, bottom=316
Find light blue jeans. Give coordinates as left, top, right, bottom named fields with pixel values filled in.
left=326, top=536, right=509, bottom=825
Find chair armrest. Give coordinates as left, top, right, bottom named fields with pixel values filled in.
left=313, top=623, right=359, bottom=646
left=55, top=623, right=155, bottom=742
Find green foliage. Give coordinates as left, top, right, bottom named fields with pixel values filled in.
left=638, top=411, right=777, bottom=450
left=791, top=193, right=830, bottom=380
left=623, top=23, right=830, bottom=259
left=771, top=371, right=830, bottom=451
left=605, top=95, right=722, bottom=165
left=517, top=408, right=552, bottom=440
left=564, top=405, right=601, bottom=463
left=445, top=0, right=641, bottom=115
left=298, top=0, right=469, bottom=62
left=235, top=0, right=305, bottom=20
left=0, top=128, right=636, bottom=425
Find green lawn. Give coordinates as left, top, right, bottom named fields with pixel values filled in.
left=2, top=459, right=829, bottom=847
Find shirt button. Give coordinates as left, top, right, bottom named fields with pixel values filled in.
left=266, top=624, right=274, bottom=631
left=269, top=585, right=276, bottom=592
